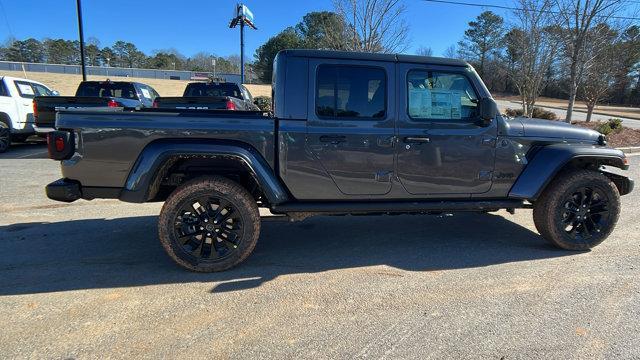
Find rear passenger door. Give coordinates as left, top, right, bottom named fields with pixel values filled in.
left=396, top=64, right=497, bottom=196
left=306, top=60, right=395, bottom=196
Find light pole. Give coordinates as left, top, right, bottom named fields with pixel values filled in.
left=76, top=0, right=87, bottom=81
left=229, top=3, right=256, bottom=84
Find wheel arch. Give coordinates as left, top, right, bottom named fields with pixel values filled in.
left=509, top=144, right=631, bottom=201
left=0, top=112, right=11, bottom=128
left=119, top=139, right=291, bottom=205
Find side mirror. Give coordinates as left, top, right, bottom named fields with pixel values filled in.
left=51, top=90, right=60, bottom=96
left=477, top=98, right=497, bottom=126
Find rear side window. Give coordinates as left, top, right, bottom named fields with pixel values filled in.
left=407, top=70, right=478, bottom=121
left=14, top=81, right=36, bottom=98
left=316, top=65, right=386, bottom=119
left=76, top=82, right=139, bottom=100
left=139, top=85, right=159, bottom=101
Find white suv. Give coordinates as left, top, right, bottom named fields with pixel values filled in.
left=0, top=76, right=57, bottom=152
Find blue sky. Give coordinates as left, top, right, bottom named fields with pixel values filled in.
left=0, top=0, right=512, bottom=58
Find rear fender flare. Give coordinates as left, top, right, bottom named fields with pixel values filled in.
left=120, top=140, right=290, bottom=204
left=509, top=144, right=628, bottom=200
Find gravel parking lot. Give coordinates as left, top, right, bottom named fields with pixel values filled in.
left=1, top=143, right=639, bottom=359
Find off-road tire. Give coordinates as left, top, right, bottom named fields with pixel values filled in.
left=158, top=176, right=260, bottom=272
left=0, top=120, right=10, bottom=153
left=533, top=169, right=620, bottom=250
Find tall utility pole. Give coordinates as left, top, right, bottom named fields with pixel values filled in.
left=76, top=0, right=87, bottom=81
left=229, top=3, right=256, bottom=84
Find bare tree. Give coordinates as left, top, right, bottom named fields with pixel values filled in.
left=506, top=0, right=560, bottom=117
left=416, top=46, right=433, bottom=56
left=443, top=44, right=462, bottom=58
left=333, top=0, right=410, bottom=53
left=555, top=0, right=629, bottom=122
left=579, top=24, right=619, bottom=122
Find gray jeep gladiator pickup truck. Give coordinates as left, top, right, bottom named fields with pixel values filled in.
left=45, top=50, right=634, bottom=272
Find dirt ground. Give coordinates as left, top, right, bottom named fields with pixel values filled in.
left=0, top=70, right=272, bottom=98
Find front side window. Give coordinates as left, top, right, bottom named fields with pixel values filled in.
left=31, top=83, right=54, bottom=96
left=407, top=70, right=478, bottom=121
left=316, top=65, right=386, bottom=119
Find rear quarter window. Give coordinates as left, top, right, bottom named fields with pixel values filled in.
left=76, top=82, right=139, bottom=99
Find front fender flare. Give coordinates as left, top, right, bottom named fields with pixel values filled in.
left=509, top=144, right=628, bottom=200
left=119, top=140, right=290, bottom=204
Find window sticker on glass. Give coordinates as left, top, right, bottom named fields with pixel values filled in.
left=141, top=88, right=151, bottom=99
left=429, top=90, right=462, bottom=119
left=409, top=88, right=432, bottom=118
left=17, top=83, right=34, bottom=95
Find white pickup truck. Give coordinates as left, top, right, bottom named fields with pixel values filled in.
left=0, top=76, right=57, bottom=152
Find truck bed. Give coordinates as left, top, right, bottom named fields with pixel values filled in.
left=55, top=109, right=275, bottom=189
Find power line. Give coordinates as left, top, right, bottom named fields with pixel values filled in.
left=0, top=0, right=14, bottom=40
left=421, top=0, right=640, bottom=21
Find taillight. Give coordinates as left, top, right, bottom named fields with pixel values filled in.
left=33, top=100, right=38, bottom=119
left=47, top=131, right=75, bottom=160
left=225, top=100, right=236, bottom=110
left=55, top=137, right=65, bottom=152
left=107, top=99, right=119, bottom=107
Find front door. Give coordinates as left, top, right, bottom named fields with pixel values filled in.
left=396, top=65, right=497, bottom=196
left=306, top=61, right=395, bottom=196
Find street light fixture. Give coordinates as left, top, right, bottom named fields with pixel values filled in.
left=229, top=3, right=257, bottom=84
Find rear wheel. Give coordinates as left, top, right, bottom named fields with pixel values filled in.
left=0, top=121, right=10, bottom=153
left=158, top=176, right=260, bottom=272
left=533, top=169, right=620, bottom=250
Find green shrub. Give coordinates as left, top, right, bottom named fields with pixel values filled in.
left=608, top=118, right=622, bottom=130
left=504, top=107, right=557, bottom=120
left=596, top=118, right=624, bottom=136
left=253, top=96, right=272, bottom=112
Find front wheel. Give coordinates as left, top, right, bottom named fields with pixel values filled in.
left=533, top=169, right=620, bottom=250
left=158, top=176, right=261, bottom=272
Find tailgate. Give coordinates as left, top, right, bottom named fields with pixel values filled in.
left=34, top=96, right=112, bottom=129
left=154, top=96, right=229, bottom=110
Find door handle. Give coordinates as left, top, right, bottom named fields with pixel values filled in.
left=320, top=135, right=346, bottom=144
left=404, top=136, right=430, bottom=144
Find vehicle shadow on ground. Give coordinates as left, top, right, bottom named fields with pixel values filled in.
left=0, top=140, right=47, bottom=159
left=0, top=213, right=572, bottom=295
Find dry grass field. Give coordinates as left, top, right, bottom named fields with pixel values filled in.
left=0, top=70, right=272, bottom=98
left=496, top=94, right=640, bottom=120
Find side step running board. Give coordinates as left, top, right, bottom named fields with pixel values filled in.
left=271, top=200, right=528, bottom=214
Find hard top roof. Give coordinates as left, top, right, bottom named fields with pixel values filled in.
left=279, top=49, right=470, bottom=67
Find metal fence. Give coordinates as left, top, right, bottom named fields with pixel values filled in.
left=0, top=61, right=242, bottom=83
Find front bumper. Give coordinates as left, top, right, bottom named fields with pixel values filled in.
left=45, top=178, right=82, bottom=202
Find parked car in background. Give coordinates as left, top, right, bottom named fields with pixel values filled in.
left=0, top=76, right=58, bottom=152
left=153, top=80, right=259, bottom=111
left=33, top=80, right=160, bottom=133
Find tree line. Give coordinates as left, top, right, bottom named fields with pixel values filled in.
left=251, top=0, right=640, bottom=122
left=0, top=37, right=242, bottom=74
left=1, top=0, right=638, bottom=121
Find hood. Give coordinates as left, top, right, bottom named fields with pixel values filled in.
left=508, top=117, right=601, bottom=143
